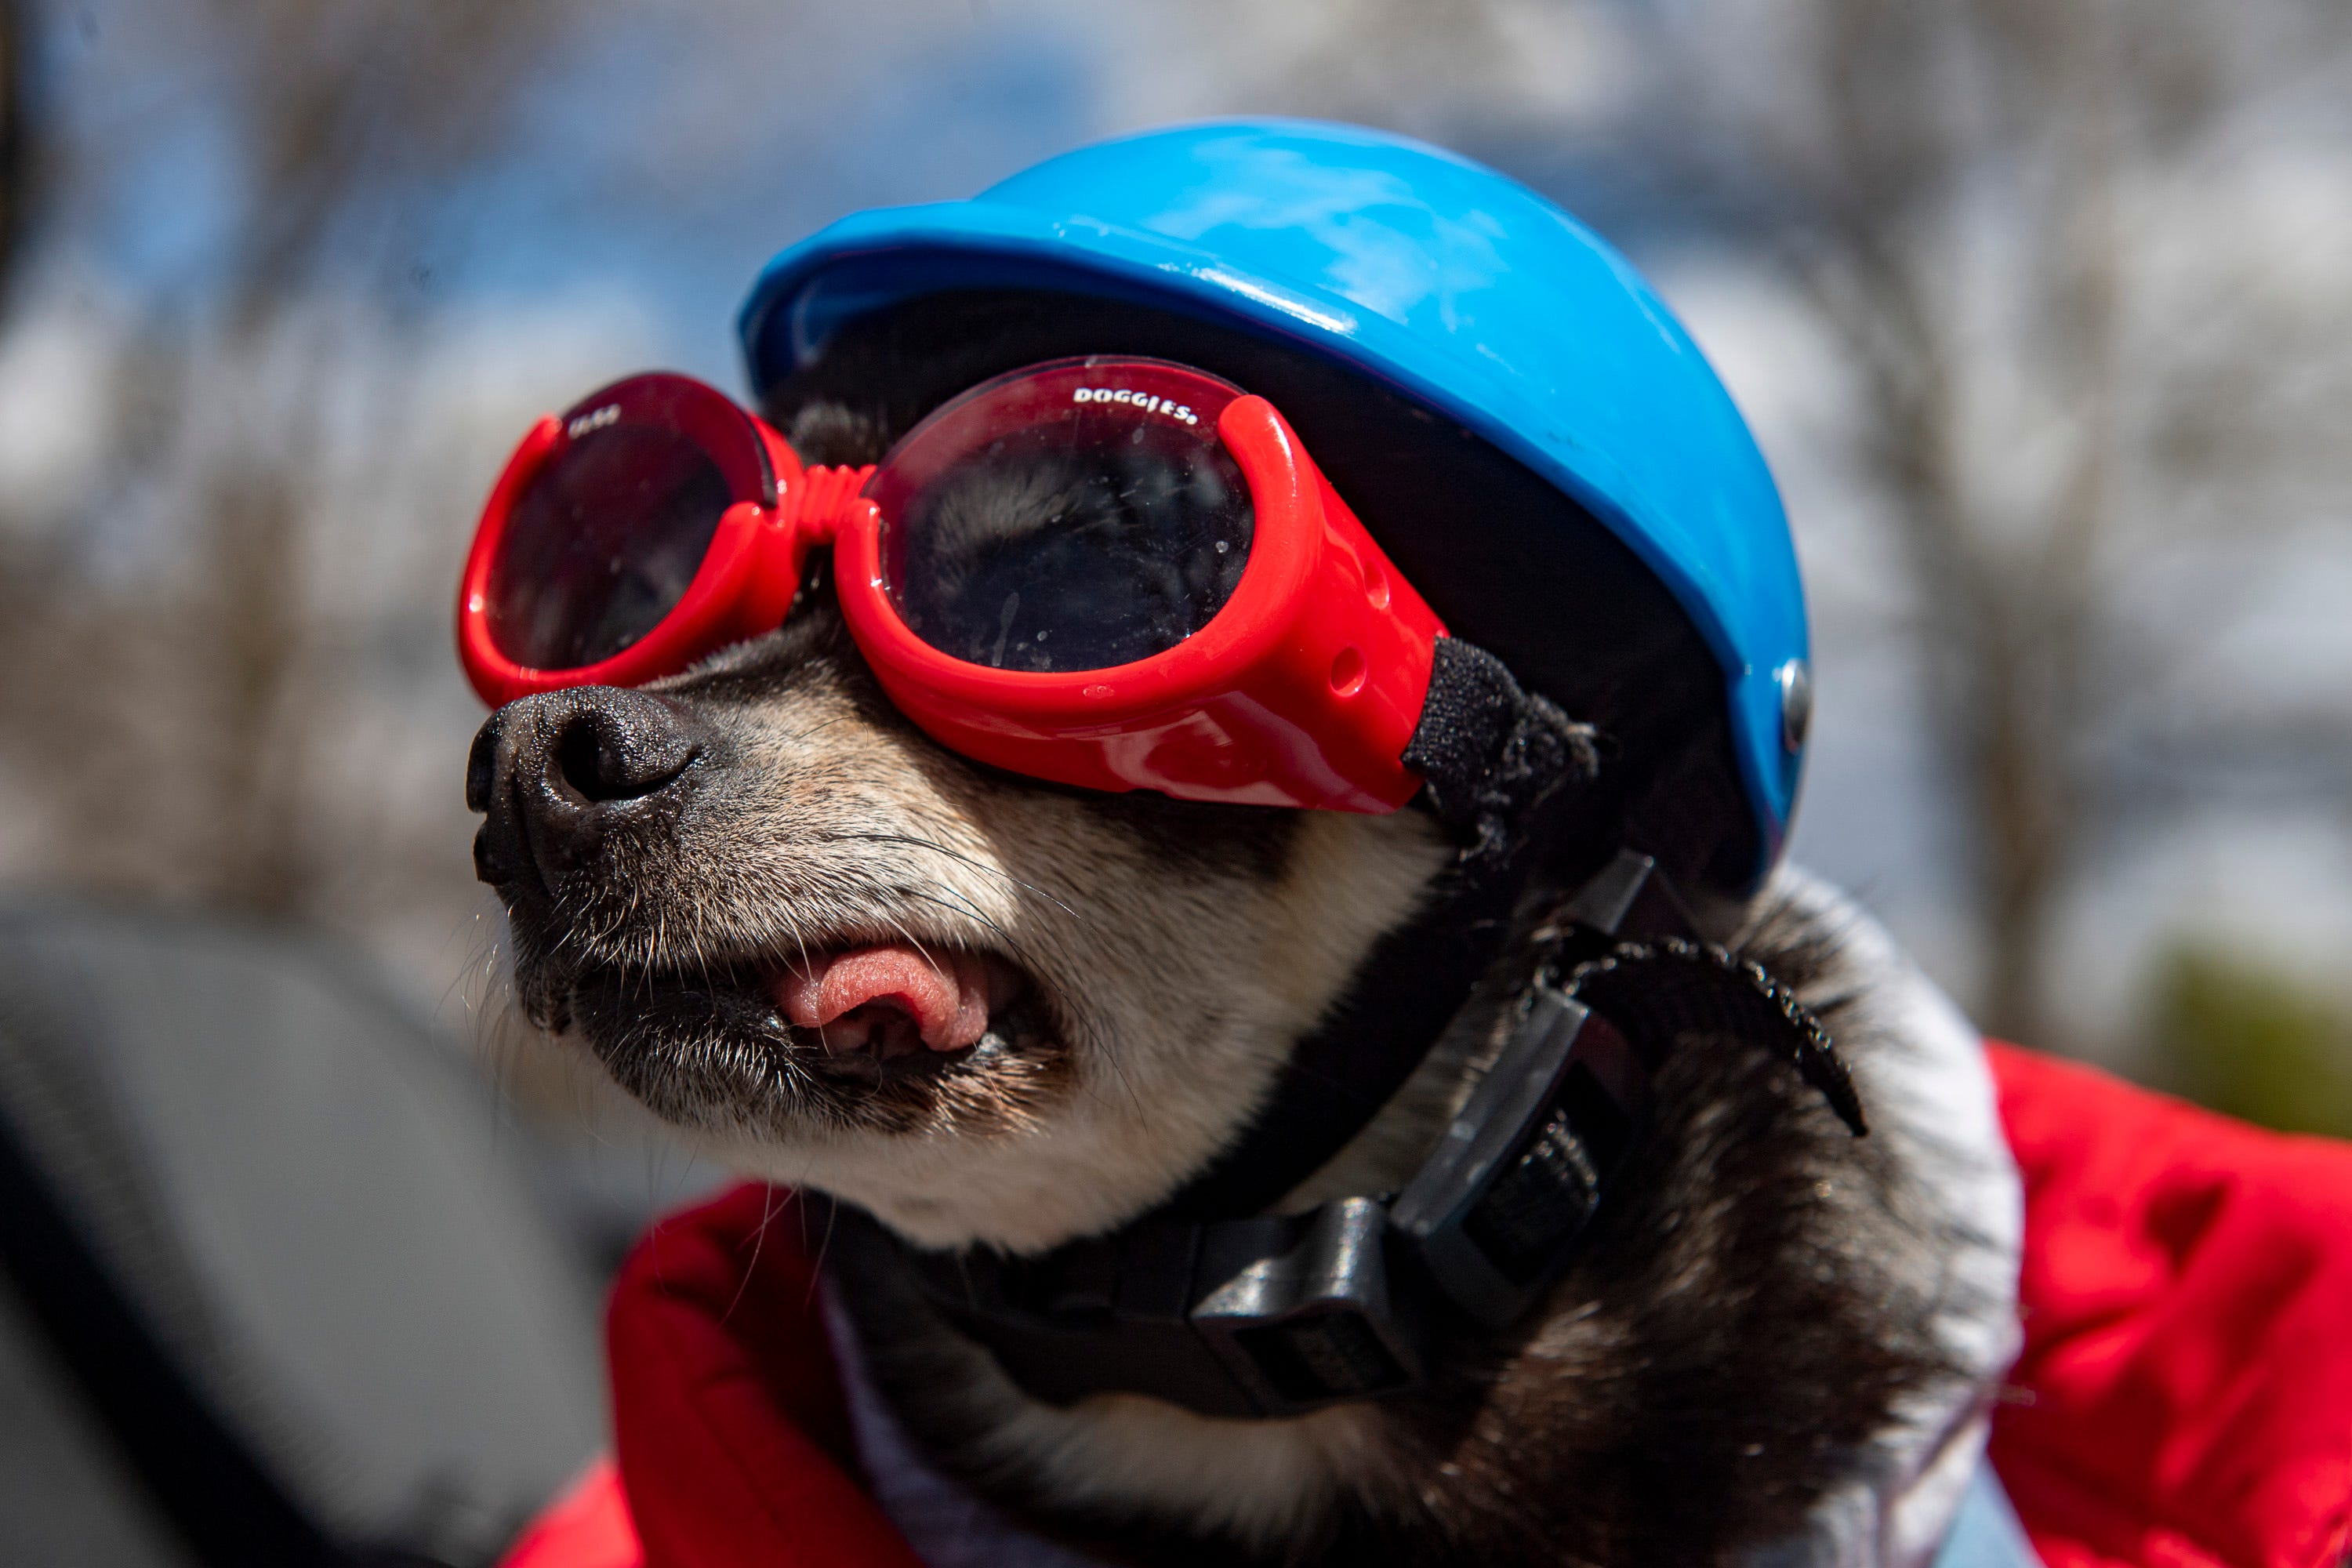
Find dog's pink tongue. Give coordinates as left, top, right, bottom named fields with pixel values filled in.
left=777, top=944, right=991, bottom=1055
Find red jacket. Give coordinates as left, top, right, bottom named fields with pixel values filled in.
left=503, top=1047, right=2352, bottom=1568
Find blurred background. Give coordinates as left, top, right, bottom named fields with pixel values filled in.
left=0, top=0, right=2346, bottom=1562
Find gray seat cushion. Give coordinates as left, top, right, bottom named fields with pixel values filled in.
left=0, top=1273, right=194, bottom=1567
left=0, top=902, right=606, bottom=1566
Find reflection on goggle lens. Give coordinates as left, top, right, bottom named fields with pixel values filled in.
left=487, top=423, right=731, bottom=670
left=884, top=414, right=1254, bottom=673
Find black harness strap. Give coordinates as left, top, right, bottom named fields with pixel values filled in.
left=879, top=917, right=1867, bottom=1418
left=1161, top=637, right=1598, bottom=1221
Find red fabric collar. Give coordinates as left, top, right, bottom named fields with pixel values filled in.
left=505, top=1047, right=2352, bottom=1568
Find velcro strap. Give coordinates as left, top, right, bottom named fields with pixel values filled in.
left=1402, top=637, right=1599, bottom=869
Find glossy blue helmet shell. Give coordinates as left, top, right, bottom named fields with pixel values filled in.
left=741, top=119, right=1808, bottom=879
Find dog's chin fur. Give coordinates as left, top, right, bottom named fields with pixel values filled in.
left=478, top=299, right=2014, bottom=1565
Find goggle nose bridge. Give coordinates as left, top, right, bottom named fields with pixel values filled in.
left=781, top=461, right=878, bottom=547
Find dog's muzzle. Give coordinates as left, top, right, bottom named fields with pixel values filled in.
left=467, top=685, right=706, bottom=901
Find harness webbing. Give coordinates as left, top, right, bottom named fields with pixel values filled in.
left=1160, top=637, right=1599, bottom=1221
left=867, top=918, right=1865, bottom=1418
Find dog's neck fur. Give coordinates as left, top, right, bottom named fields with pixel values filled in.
left=825, top=869, right=2020, bottom=1568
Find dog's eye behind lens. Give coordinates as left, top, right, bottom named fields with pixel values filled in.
left=487, top=423, right=731, bottom=670
left=882, top=421, right=1254, bottom=673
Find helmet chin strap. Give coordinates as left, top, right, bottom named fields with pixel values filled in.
left=838, top=638, right=1864, bottom=1420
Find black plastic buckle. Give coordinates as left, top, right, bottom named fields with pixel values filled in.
left=1390, top=848, right=1675, bottom=1327
left=1391, top=989, right=1650, bottom=1327
left=1189, top=1196, right=1425, bottom=1414
left=901, top=1201, right=1423, bottom=1421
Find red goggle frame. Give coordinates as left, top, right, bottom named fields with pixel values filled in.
left=458, top=358, right=1445, bottom=812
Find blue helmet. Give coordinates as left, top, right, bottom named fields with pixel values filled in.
left=740, top=119, right=1807, bottom=895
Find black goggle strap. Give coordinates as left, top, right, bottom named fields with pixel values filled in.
left=870, top=852, right=1868, bottom=1421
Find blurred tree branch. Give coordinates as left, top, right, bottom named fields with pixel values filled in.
left=0, top=0, right=578, bottom=919
left=1607, top=0, right=2352, bottom=1043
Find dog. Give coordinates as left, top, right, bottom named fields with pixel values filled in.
left=469, top=290, right=2021, bottom=1567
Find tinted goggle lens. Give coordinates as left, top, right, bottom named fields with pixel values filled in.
left=485, top=424, right=728, bottom=668
left=482, top=375, right=771, bottom=671
left=870, top=362, right=1254, bottom=672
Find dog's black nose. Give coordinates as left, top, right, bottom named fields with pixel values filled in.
left=468, top=687, right=706, bottom=897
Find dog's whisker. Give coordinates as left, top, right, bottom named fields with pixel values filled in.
left=718, top=1185, right=787, bottom=1327
left=898, top=887, right=1042, bottom=971
left=786, top=715, right=851, bottom=746
left=775, top=898, right=818, bottom=990
left=828, top=831, right=1088, bottom=924
left=875, top=908, right=947, bottom=975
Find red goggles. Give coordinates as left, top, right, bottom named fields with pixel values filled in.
left=458, top=357, right=1446, bottom=812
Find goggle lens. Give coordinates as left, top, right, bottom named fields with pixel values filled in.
left=483, top=374, right=775, bottom=672
left=871, top=361, right=1254, bottom=673
left=485, top=423, right=728, bottom=669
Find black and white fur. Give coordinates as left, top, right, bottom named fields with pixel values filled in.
left=469, top=304, right=2022, bottom=1568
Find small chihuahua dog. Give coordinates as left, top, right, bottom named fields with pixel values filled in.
left=470, top=291, right=2019, bottom=1567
